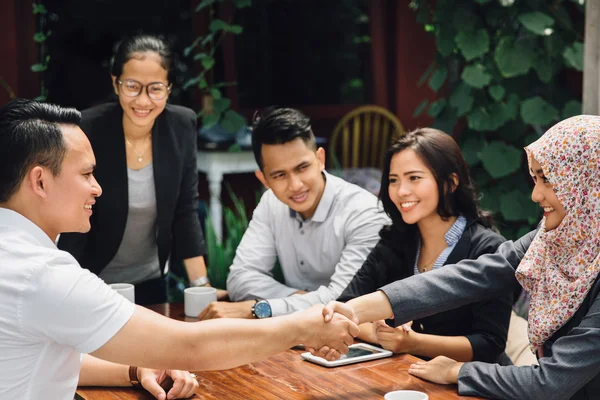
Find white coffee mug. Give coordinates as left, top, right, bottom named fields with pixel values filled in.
left=184, top=287, right=217, bottom=317
left=109, top=283, right=135, bottom=303
left=384, top=390, right=429, bottom=400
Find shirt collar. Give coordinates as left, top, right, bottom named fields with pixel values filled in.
left=0, top=207, right=56, bottom=249
left=444, top=215, right=467, bottom=246
left=288, top=171, right=336, bottom=223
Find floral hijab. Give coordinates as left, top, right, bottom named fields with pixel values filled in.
left=516, top=115, right=600, bottom=352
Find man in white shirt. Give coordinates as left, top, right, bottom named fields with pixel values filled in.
left=0, top=99, right=358, bottom=400
left=199, top=108, right=389, bottom=320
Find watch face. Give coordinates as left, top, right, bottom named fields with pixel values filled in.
left=254, top=301, right=272, bottom=318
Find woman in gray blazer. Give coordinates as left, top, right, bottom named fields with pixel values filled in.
left=321, top=115, right=600, bottom=400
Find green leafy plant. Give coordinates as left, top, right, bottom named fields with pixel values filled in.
left=411, top=0, right=584, bottom=239
left=183, top=0, right=251, bottom=133
left=204, top=185, right=249, bottom=289
left=32, top=2, right=52, bottom=101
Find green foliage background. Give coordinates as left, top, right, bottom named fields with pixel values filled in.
left=411, top=0, right=585, bottom=239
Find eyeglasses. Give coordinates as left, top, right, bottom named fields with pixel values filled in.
left=117, top=79, right=171, bottom=100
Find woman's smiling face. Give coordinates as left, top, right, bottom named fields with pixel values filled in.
left=529, top=156, right=566, bottom=231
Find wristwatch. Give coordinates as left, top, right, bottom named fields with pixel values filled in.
left=190, top=276, right=210, bottom=287
left=251, top=300, right=272, bottom=318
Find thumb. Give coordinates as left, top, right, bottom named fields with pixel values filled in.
left=141, top=377, right=167, bottom=400
left=322, top=302, right=335, bottom=322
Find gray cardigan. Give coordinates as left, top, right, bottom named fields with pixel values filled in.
left=380, top=230, right=600, bottom=400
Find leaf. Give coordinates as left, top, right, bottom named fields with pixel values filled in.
left=413, top=99, right=429, bottom=117
left=562, top=100, right=582, bottom=119
left=467, top=95, right=518, bottom=132
left=455, top=29, right=490, bottom=61
left=532, top=55, right=554, bottom=83
left=195, top=0, right=219, bottom=12
left=229, top=25, right=243, bottom=34
left=449, top=82, right=473, bottom=116
left=193, top=52, right=209, bottom=61
left=418, top=63, right=436, bottom=87
left=201, top=57, right=215, bottom=70
left=477, top=141, right=522, bottom=179
left=431, top=105, right=458, bottom=134
left=428, top=66, right=448, bottom=92
left=33, top=32, right=47, bottom=43
left=221, top=110, right=247, bottom=133
left=563, top=41, right=584, bottom=71
left=461, top=64, right=492, bottom=89
left=488, top=85, right=505, bottom=102
left=520, top=96, right=559, bottom=125
left=452, top=8, right=477, bottom=31
left=436, top=24, right=456, bottom=57
left=518, top=12, right=554, bottom=35
left=212, top=97, right=231, bottom=114
left=199, top=78, right=208, bottom=89
left=494, top=37, right=533, bottom=78
left=184, top=37, right=201, bottom=57
left=30, top=64, right=47, bottom=72
left=234, top=0, right=252, bottom=8
left=209, top=19, right=230, bottom=32
left=500, top=189, right=540, bottom=222
left=428, top=99, right=447, bottom=117
left=32, top=3, right=47, bottom=14
left=461, top=135, right=486, bottom=166
left=210, top=88, right=222, bottom=99
left=202, top=113, right=220, bottom=130
left=183, top=76, right=201, bottom=90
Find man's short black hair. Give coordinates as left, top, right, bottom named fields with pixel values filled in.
left=0, top=98, right=81, bottom=202
left=251, top=107, right=316, bottom=170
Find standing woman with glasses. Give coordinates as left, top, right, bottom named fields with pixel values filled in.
left=59, top=34, right=224, bottom=305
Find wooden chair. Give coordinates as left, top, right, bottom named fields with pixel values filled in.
left=329, top=105, right=405, bottom=170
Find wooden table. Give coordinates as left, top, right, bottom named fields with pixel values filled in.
left=76, top=304, right=483, bottom=400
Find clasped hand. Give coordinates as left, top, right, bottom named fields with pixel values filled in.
left=137, top=368, right=199, bottom=399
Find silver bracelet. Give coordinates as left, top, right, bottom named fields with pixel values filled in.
left=190, top=276, right=210, bottom=287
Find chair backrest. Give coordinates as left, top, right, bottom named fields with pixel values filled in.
left=329, top=105, right=405, bottom=169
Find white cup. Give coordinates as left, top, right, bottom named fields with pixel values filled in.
left=384, top=390, right=429, bottom=400
left=184, top=287, right=217, bottom=317
left=109, top=283, right=135, bottom=303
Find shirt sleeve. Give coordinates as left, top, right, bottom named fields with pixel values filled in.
left=268, top=206, right=389, bottom=317
left=21, top=252, right=135, bottom=354
left=379, top=230, right=537, bottom=326
left=226, top=192, right=297, bottom=301
left=458, top=289, right=600, bottom=400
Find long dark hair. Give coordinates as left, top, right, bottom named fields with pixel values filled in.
left=379, top=128, right=494, bottom=234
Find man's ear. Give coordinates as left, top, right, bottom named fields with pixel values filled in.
left=316, top=147, right=326, bottom=171
left=28, top=166, right=49, bottom=198
left=111, top=75, right=119, bottom=96
left=254, top=169, right=270, bottom=189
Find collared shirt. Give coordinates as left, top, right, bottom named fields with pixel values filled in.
left=227, top=171, right=390, bottom=317
left=0, top=208, right=135, bottom=400
left=413, top=215, right=467, bottom=274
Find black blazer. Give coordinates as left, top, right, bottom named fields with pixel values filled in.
left=58, top=102, right=205, bottom=276
left=338, top=220, right=512, bottom=363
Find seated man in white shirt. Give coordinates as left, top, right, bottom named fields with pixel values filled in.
left=0, top=99, right=358, bottom=400
left=199, top=107, right=390, bottom=320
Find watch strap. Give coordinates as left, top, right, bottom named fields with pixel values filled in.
left=129, top=365, right=142, bottom=388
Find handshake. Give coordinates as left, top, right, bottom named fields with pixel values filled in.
left=295, top=301, right=359, bottom=361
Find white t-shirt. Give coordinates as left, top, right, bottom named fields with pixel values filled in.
left=0, top=208, right=136, bottom=400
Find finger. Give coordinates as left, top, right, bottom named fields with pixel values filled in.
left=165, top=372, right=186, bottom=399
left=306, top=346, right=317, bottom=355
left=318, top=346, right=331, bottom=358
left=197, top=306, right=210, bottom=320
left=325, top=348, right=341, bottom=361
left=336, top=342, right=349, bottom=354
left=322, top=302, right=336, bottom=322
left=168, top=375, right=195, bottom=399
left=141, top=377, right=167, bottom=400
left=348, top=321, right=360, bottom=337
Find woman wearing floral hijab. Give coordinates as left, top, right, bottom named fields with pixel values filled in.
left=319, top=115, right=600, bottom=399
